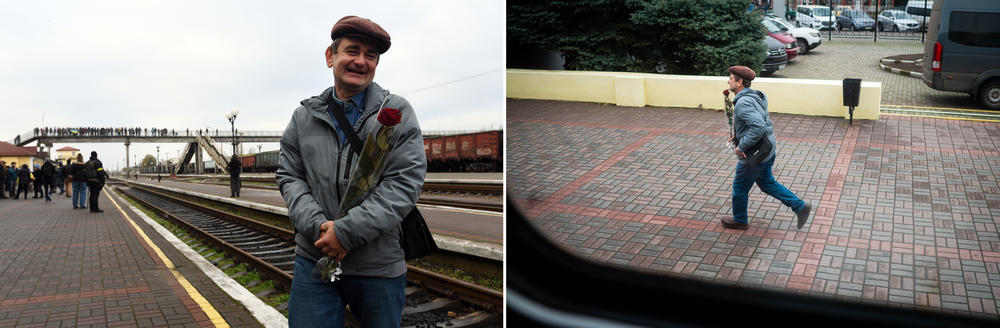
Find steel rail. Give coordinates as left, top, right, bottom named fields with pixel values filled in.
left=113, top=182, right=502, bottom=316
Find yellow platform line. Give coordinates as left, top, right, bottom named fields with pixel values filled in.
left=105, top=189, right=230, bottom=328
left=884, top=104, right=999, bottom=114
left=879, top=112, right=1000, bottom=123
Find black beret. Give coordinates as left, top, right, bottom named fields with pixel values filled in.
left=331, top=15, right=391, bottom=54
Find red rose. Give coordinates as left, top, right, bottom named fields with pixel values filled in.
left=723, top=89, right=730, bottom=96
left=377, top=107, right=401, bottom=126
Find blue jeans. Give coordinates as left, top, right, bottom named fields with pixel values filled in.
left=732, top=155, right=805, bottom=224
left=72, top=181, right=87, bottom=208
left=289, top=255, right=406, bottom=328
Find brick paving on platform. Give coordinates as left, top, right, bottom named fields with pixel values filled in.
left=0, top=189, right=262, bottom=328
left=508, top=98, right=1000, bottom=320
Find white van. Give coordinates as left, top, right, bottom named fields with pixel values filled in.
left=796, top=5, right=835, bottom=30
left=905, top=0, right=933, bottom=30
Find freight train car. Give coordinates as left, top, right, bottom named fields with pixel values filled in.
left=423, top=130, right=501, bottom=172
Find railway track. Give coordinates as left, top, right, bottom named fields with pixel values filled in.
left=113, top=184, right=501, bottom=327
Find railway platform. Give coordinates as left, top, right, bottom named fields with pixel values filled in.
left=0, top=189, right=282, bottom=327
left=508, top=98, right=1000, bottom=319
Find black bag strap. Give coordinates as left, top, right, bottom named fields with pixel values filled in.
left=328, top=102, right=364, bottom=156
left=327, top=93, right=392, bottom=156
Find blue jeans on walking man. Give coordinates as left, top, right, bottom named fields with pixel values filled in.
left=288, top=255, right=406, bottom=328
left=732, top=155, right=805, bottom=223
left=72, top=181, right=87, bottom=208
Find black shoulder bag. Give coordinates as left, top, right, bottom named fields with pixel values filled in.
left=733, top=93, right=773, bottom=167
left=329, top=101, right=438, bottom=260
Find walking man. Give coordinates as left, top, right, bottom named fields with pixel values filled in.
left=40, top=160, right=55, bottom=202
left=227, top=155, right=242, bottom=197
left=721, top=66, right=811, bottom=230
left=277, top=15, right=426, bottom=328
left=85, top=151, right=109, bottom=213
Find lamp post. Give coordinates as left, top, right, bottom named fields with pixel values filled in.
left=225, top=108, right=239, bottom=156
left=156, top=145, right=161, bottom=181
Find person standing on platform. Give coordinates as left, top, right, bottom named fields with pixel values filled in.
left=84, top=151, right=108, bottom=213
left=0, top=160, right=7, bottom=199
left=55, top=162, right=65, bottom=195
left=72, top=154, right=88, bottom=209
left=720, top=65, right=812, bottom=230
left=16, top=164, right=31, bottom=200
left=40, top=160, right=55, bottom=202
left=32, top=164, right=43, bottom=199
left=277, top=15, right=426, bottom=328
left=227, top=155, right=242, bottom=197
left=63, top=159, right=73, bottom=198
left=6, top=163, right=14, bottom=196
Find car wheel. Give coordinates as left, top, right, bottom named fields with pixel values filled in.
left=798, top=39, right=809, bottom=54
left=796, top=20, right=801, bottom=27
left=979, top=80, right=1000, bottom=110
left=892, top=25, right=898, bottom=32
left=850, top=23, right=856, bottom=31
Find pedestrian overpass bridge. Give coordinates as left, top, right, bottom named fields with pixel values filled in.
left=10, top=129, right=282, bottom=175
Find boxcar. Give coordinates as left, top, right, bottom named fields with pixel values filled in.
left=422, top=130, right=502, bottom=172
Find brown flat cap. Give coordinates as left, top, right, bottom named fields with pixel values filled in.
left=331, top=15, right=391, bottom=54
left=728, top=65, right=755, bottom=82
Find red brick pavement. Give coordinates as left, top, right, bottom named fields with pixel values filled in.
left=508, top=98, right=1000, bottom=320
left=0, top=189, right=261, bottom=327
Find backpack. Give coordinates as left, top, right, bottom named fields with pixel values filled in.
left=85, top=161, right=98, bottom=179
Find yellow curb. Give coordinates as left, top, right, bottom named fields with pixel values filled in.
left=884, top=104, right=999, bottom=114
left=105, top=190, right=231, bottom=328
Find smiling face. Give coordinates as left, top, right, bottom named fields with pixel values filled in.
left=326, top=36, right=380, bottom=100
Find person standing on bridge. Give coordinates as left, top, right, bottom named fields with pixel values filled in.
left=277, top=15, right=426, bottom=328
left=84, top=151, right=109, bottom=213
left=721, top=66, right=812, bottom=230
left=71, top=153, right=88, bottom=209
left=227, top=155, right=242, bottom=198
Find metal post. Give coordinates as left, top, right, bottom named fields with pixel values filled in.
left=829, top=1, right=833, bottom=41
left=921, top=0, right=927, bottom=42
left=874, top=0, right=879, bottom=42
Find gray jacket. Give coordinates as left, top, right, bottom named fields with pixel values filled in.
left=733, top=88, right=777, bottom=164
left=276, top=82, right=426, bottom=278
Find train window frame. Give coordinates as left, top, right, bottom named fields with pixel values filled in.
left=507, top=197, right=998, bottom=327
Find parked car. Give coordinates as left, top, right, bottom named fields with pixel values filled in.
left=761, top=34, right=788, bottom=76
left=796, top=5, right=835, bottom=30
left=766, top=15, right=821, bottom=54
left=761, top=18, right=799, bottom=59
left=905, top=0, right=933, bottom=30
left=836, top=9, right=876, bottom=31
left=877, top=9, right=920, bottom=32
left=922, top=0, right=1000, bottom=109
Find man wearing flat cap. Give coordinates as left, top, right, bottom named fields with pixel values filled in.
left=277, top=15, right=426, bottom=328
left=722, top=65, right=811, bottom=231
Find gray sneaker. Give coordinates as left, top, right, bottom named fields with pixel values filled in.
left=797, top=203, right=811, bottom=229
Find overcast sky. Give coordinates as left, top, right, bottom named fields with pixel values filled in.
left=0, top=0, right=504, bottom=171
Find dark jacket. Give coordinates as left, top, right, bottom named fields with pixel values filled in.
left=227, top=157, right=242, bottom=177
left=733, top=88, right=778, bottom=164
left=85, top=158, right=108, bottom=184
left=41, top=161, right=55, bottom=182
left=72, top=162, right=88, bottom=182
left=17, top=167, right=30, bottom=186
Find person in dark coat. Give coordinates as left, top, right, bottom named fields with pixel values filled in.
left=32, top=165, right=43, bottom=199
left=227, top=155, right=242, bottom=197
left=16, top=164, right=31, bottom=200
left=63, top=159, right=73, bottom=198
left=0, top=160, right=7, bottom=199
left=84, top=151, right=109, bottom=213
left=55, top=162, right=65, bottom=195
left=72, top=154, right=88, bottom=209
left=40, top=160, right=55, bottom=202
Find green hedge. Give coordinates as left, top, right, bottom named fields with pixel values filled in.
left=508, top=0, right=767, bottom=76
